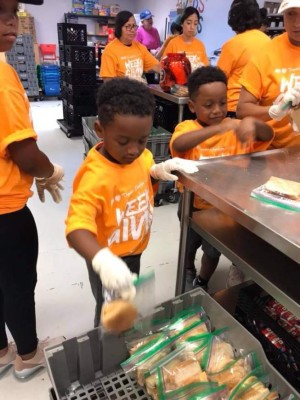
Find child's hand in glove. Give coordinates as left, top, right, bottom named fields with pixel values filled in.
left=35, top=163, right=64, bottom=203
left=269, top=87, right=300, bottom=121
left=92, top=248, right=136, bottom=300
left=150, top=157, right=199, bottom=181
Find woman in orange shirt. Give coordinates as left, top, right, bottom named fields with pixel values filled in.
left=217, top=0, right=270, bottom=118
left=0, top=0, right=64, bottom=380
left=162, top=7, right=209, bottom=71
left=237, top=0, right=300, bottom=148
left=100, top=10, right=160, bottom=80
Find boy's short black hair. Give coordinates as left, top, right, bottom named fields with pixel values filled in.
left=188, top=66, right=227, bottom=100
left=97, top=78, right=156, bottom=126
left=228, top=0, right=261, bottom=33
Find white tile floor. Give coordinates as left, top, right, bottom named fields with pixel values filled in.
left=0, top=100, right=231, bottom=399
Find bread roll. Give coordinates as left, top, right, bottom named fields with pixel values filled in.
left=101, top=300, right=138, bottom=334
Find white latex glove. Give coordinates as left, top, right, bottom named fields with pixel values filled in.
left=269, top=87, right=300, bottom=121
left=92, top=248, right=136, bottom=298
left=150, top=157, right=199, bottom=181
left=35, top=163, right=64, bottom=203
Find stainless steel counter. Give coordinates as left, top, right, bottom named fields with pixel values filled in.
left=176, top=146, right=300, bottom=317
left=148, top=84, right=189, bottom=123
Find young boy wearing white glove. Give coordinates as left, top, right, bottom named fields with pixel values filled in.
left=65, top=78, right=198, bottom=327
left=0, top=0, right=64, bottom=380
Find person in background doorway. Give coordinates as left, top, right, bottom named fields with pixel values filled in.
left=170, top=66, right=274, bottom=291
left=65, top=78, right=198, bottom=327
left=100, top=11, right=161, bottom=81
left=136, top=9, right=161, bottom=55
left=259, top=7, right=269, bottom=32
left=162, top=7, right=209, bottom=71
left=237, top=0, right=300, bottom=149
left=156, top=14, right=183, bottom=61
left=0, top=0, right=64, bottom=380
left=217, top=0, right=270, bottom=118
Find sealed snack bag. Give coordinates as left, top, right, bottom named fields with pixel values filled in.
left=145, top=334, right=212, bottom=399
left=165, top=307, right=210, bottom=338
left=189, top=384, right=229, bottom=400
left=101, top=272, right=155, bottom=334
left=203, top=331, right=235, bottom=374
left=157, top=380, right=221, bottom=400
left=229, top=367, right=279, bottom=400
left=121, top=336, right=175, bottom=384
left=207, top=352, right=259, bottom=392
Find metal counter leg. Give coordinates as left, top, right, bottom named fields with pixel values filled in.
left=178, top=104, right=184, bottom=123
left=175, top=188, right=193, bottom=295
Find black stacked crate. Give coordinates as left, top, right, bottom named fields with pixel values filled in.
left=6, top=34, right=40, bottom=99
left=57, top=23, right=97, bottom=138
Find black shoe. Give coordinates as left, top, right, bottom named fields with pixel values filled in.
left=193, top=276, right=208, bottom=291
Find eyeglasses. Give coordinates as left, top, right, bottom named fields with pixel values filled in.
left=123, top=24, right=138, bottom=31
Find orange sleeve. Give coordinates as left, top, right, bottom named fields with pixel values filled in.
left=199, top=41, right=209, bottom=66
left=0, top=78, right=37, bottom=157
left=239, top=57, right=264, bottom=100
left=99, top=43, right=118, bottom=78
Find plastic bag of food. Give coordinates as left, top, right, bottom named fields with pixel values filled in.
left=121, top=336, right=175, bottom=384
left=144, top=340, right=210, bottom=398
left=229, top=367, right=279, bottom=400
left=157, top=380, right=223, bottom=400
left=207, top=352, right=259, bottom=392
left=101, top=272, right=155, bottom=334
left=202, top=330, right=235, bottom=374
left=165, top=307, right=210, bottom=338
left=189, top=384, right=229, bottom=400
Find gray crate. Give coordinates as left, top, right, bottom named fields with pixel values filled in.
left=82, top=116, right=99, bottom=149
left=45, top=289, right=300, bottom=400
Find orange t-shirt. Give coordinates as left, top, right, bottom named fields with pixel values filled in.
left=217, top=29, right=270, bottom=113
left=0, top=62, right=37, bottom=215
left=100, top=38, right=159, bottom=79
left=162, top=35, right=209, bottom=71
left=170, top=119, right=274, bottom=209
left=240, top=33, right=300, bottom=149
left=65, top=144, right=155, bottom=257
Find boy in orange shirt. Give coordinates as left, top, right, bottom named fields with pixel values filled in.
left=65, top=78, right=198, bottom=326
left=170, top=66, right=274, bottom=291
left=0, top=0, right=64, bottom=380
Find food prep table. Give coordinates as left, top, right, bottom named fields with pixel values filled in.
left=176, top=146, right=300, bottom=318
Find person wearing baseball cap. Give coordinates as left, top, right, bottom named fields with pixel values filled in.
left=136, top=9, right=161, bottom=53
left=0, top=0, right=64, bottom=381
left=237, top=0, right=300, bottom=148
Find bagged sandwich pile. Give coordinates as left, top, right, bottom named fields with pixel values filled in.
left=119, top=306, right=286, bottom=400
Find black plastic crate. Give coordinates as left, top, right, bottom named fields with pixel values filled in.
left=235, top=284, right=300, bottom=391
left=153, top=98, right=179, bottom=133
left=64, top=46, right=96, bottom=69
left=64, top=68, right=96, bottom=87
left=67, top=86, right=96, bottom=106
left=59, top=45, right=66, bottom=63
left=57, top=23, right=87, bottom=46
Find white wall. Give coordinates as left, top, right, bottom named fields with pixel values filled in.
left=25, top=0, right=137, bottom=47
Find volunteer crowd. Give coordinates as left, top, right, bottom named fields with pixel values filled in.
left=1, top=0, right=300, bottom=382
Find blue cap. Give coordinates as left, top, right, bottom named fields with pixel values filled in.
left=140, top=9, right=154, bottom=21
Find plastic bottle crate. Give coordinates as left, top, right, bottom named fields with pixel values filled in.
left=146, top=128, right=172, bottom=158
left=59, top=45, right=66, bottom=62
left=82, top=116, right=99, bottom=148
left=57, top=23, right=87, bottom=46
left=235, top=283, right=300, bottom=390
left=45, top=288, right=299, bottom=400
left=64, top=46, right=96, bottom=69
left=63, top=67, right=96, bottom=87
left=67, top=86, right=96, bottom=106
left=153, top=98, right=179, bottom=133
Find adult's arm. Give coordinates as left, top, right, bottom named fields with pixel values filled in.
left=236, top=87, right=272, bottom=122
